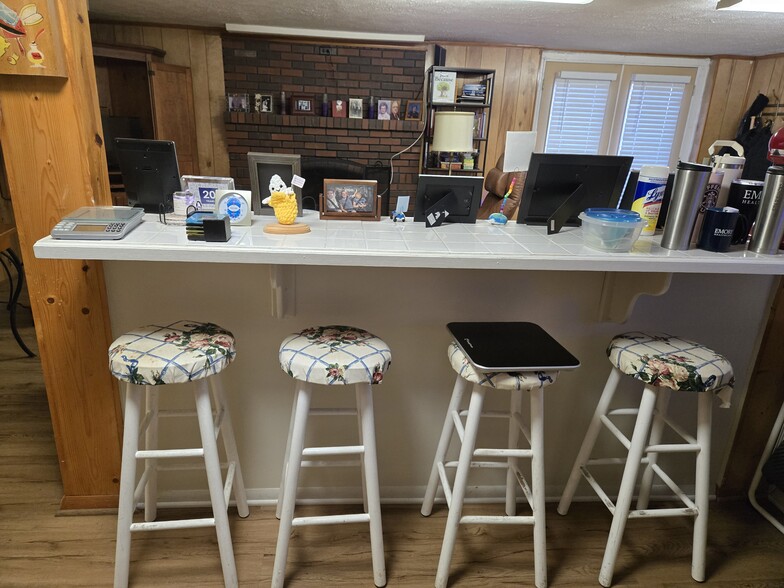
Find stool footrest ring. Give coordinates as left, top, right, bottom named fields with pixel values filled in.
left=130, top=517, right=216, bottom=532
left=293, top=513, right=371, bottom=527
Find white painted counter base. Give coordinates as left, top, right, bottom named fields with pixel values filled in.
left=34, top=212, right=784, bottom=506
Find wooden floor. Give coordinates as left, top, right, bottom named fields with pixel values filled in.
left=1, top=282, right=783, bottom=587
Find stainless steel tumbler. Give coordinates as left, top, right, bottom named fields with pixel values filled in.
left=660, top=161, right=713, bottom=250
left=748, top=166, right=784, bottom=255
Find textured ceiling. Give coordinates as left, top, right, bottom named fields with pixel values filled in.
left=88, top=0, right=784, bottom=57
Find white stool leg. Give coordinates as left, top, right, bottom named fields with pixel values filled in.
left=194, top=380, right=238, bottom=588
left=692, top=390, right=712, bottom=582
left=530, top=385, right=547, bottom=588
left=435, top=384, right=486, bottom=588
left=210, top=376, right=250, bottom=518
left=356, top=384, right=369, bottom=514
left=422, top=375, right=470, bottom=516
left=598, top=384, right=659, bottom=588
left=357, top=383, right=387, bottom=587
left=558, top=368, right=622, bottom=515
left=506, top=388, right=523, bottom=517
left=144, top=385, right=159, bottom=522
left=114, top=383, right=143, bottom=588
left=276, top=393, right=298, bottom=520
left=272, top=381, right=312, bottom=588
left=636, top=388, right=671, bottom=510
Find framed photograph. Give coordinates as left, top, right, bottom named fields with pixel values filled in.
left=254, top=93, right=272, bottom=113
left=390, top=100, right=402, bottom=120
left=228, top=93, right=249, bottom=112
left=0, top=0, right=66, bottom=78
left=331, top=99, right=347, bottom=118
left=349, top=98, right=363, bottom=119
left=432, top=70, right=457, bottom=103
left=377, top=99, right=391, bottom=120
left=321, top=179, right=380, bottom=221
left=181, top=175, right=236, bottom=211
left=247, top=153, right=303, bottom=217
left=405, top=100, right=422, bottom=121
left=290, top=95, right=314, bottom=115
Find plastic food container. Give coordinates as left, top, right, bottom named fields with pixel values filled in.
left=578, top=208, right=646, bottom=252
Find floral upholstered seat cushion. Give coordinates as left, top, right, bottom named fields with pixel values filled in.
left=109, top=321, right=236, bottom=386
left=607, top=332, right=734, bottom=398
left=279, top=325, right=391, bottom=386
left=448, top=342, right=558, bottom=391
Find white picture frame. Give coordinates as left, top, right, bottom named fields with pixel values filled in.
left=180, top=176, right=235, bottom=211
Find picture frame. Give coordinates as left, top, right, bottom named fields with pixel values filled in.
left=377, top=99, right=391, bottom=120
left=320, top=179, right=380, bottom=221
left=247, top=152, right=303, bottom=217
left=290, top=95, right=314, bottom=115
left=390, top=100, right=402, bottom=120
left=180, top=175, right=236, bottom=211
left=254, top=93, right=272, bottom=113
left=0, top=0, right=67, bottom=78
left=405, top=100, right=422, bottom=121
left=331, top=99, right=347, bottom=118
left=228, top=93, right=249, bottom=112
left=349, top=98, right=363, bottom=119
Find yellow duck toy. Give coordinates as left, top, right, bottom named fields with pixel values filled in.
left=262, top=174, right=310, bottom=234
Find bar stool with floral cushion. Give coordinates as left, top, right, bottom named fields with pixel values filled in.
left=272, top=325, right=391, bottom=588
left=109, top=320, right=249, bottom=588
left=558, top=332, right=734, bottom=587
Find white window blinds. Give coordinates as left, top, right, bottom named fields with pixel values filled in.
left=618, top=76, right=688, bottom=168
left=544, top=72, right=614, bottom=155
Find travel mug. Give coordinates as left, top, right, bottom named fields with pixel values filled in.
left=661, top=161, right=713, bottom=250
left=697, top=207, right=739, bottom=253
left=726, top=179, right=764, bottom=244
left=748, top=166, right=784, bottom=255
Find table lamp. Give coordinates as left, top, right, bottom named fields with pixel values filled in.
left=431, top=111, right=475, bottom=176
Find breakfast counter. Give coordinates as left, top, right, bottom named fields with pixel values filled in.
left=33, top=212, right=783, bottom=505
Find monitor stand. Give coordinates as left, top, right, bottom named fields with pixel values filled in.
left=547, top=182, right=585, bottom=235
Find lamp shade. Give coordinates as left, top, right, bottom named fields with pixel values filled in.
left=431, top=111, right=475, bottom=153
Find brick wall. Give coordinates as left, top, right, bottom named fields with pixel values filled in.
left=222, top=36, right=427, bottom=210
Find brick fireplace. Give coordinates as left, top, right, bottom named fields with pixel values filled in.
left=222, top=36, right=426, bottom=212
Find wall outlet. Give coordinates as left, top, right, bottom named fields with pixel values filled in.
left=319, top=46, right=337, bottom=56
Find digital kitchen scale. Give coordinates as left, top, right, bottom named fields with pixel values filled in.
left=51, top=206, right=145, bottom=240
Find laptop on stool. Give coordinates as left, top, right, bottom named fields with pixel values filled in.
left=447, top=322, right=580, bottom=372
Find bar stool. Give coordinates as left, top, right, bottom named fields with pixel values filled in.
left=558, top=332, right=734, bottom=587
left=109, top=321, right=249, bottom=588
left=272, top=325, right=392, bottom=588
left=422, top=322, right=578, bottom=588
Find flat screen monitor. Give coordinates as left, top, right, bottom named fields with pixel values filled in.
left=413, top=174, right=483, bottom=224
left=516, top=153, right=633, bottom=234
left=115, top=138, right=181, bottom=213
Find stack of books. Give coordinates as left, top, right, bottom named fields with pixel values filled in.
left=458, top=83, right=487, bottom=104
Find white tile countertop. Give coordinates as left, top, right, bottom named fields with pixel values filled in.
left=33, top=210, right=784, bottom=275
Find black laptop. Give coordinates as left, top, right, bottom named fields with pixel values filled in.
left=447, top=322, right=580, bottom=372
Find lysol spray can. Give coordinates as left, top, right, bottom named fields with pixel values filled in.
left=661, top=161, right=712, bottom=250
left=630, top=165, right=669, bottom=235
left=748, top=166, right=784, bottom=255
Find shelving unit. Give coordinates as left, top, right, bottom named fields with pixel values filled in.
left=422, top=66, right=495, bottom=176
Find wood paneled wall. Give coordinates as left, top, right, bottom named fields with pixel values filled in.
left=90, top=23, right=230, bottom=176
left=439, top=44, right=542, bottom=172
left=747, top=54, right=784, bottom=132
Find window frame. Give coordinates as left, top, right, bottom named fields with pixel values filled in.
left=534, top=51, right=711, bottom=168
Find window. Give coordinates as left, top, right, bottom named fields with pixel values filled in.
left=535, top=53, right=709, bottom=170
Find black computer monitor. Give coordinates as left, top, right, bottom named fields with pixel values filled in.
left=115, top=138, right=181, bottom=213
left=413, top=174, right=484, bottom=224
left=516, top=153, right=633, bottom=234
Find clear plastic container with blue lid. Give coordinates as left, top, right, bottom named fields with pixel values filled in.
left=578, top=208, right=646, bottom=252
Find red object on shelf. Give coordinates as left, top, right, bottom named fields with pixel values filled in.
left=769, top=126, right=784, bottom=165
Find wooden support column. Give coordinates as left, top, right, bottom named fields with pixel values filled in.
left=0, top=0, right=121, bottom=509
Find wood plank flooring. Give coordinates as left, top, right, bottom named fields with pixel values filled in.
left=1, top=282, right=783, bottom=586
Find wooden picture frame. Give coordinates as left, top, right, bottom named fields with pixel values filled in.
left=247, top=152, right=303, bottom=217
left=331, top=99, right=347, bottom=118
left=320, top=179, right=380, bottom=221
left=290, top=95, right=314, bottom=115
left=405, top=100, right=422, bottom=121
left=0, top=0, right=66, bottom=77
